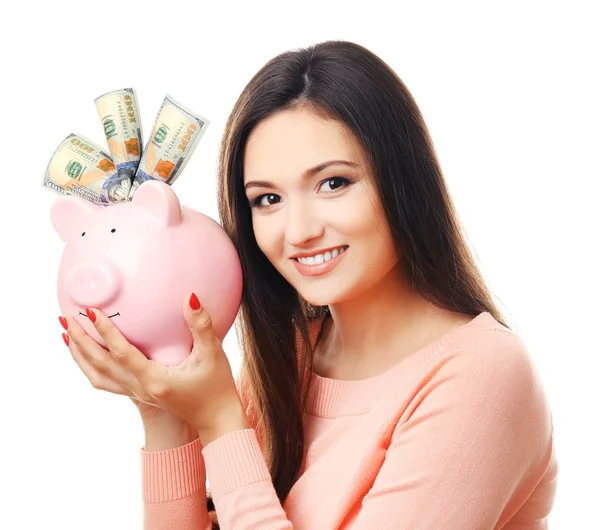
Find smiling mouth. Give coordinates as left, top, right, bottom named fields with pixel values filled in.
left=79, top=311, right=121, bottom=319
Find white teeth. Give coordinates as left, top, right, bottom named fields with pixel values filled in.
left=297, top=246, right=347, bottom=265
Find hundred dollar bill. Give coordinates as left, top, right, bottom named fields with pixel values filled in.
left=95, top=88, right=143, bottom=199
left=127, top=94, right=209, bottom=200
left=42, top=133, right=128, bottom=205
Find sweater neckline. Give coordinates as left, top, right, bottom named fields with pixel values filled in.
left=305, top=311, right=499, bottom=417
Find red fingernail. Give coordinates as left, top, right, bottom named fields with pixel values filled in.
left=62, top=333, right=70, bottom=346
left=189, top=293, right=201, bottom=311
left=59, top=316, right=68, bottom=330
left=85, top=308, right=97, bottom=323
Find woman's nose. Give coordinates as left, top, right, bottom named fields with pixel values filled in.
left=284, top=202, right=324, bottom=246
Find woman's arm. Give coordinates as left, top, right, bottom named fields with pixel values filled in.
left=140, top=369, right=253, bottom=530
left=142, top=411, right=198, bottom=451
left=141, top=411, right=213, bottom=530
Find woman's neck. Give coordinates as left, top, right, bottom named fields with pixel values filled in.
left=313, top=267, right=472, bottom=381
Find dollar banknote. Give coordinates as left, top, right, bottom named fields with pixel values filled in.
left=42, top=133, right=129, bottom=205
left=95, top=88, right=143, bottom=199
left=127, top=94, right=209, bottom=200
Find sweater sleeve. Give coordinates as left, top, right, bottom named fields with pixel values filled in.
left=201, top=428, right=292, bottom=529
left=197, top=317, right=328, bottom=529
left=140, top=371, right=252, bottom=530
left=142, top=437, right=213, bottom=530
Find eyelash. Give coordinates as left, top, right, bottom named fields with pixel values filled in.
left=248, top=176, right=355, bottom=210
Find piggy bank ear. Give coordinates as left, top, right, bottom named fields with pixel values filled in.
left=131, top=180, right=182, bottom=227
left=50, top=195, right=101, bottom=242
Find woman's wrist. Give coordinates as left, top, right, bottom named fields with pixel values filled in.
left=197, top=400, right=250, bottom=447
left=142, top=411, right=199, bottom=452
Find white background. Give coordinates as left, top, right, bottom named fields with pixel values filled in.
left=1, top=0, right=597, bottom=528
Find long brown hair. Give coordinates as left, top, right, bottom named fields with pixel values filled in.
left=207, top=40, right=511, bottom=526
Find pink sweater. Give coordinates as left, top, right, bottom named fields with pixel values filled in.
left=141, top=311, right=558, bottom=529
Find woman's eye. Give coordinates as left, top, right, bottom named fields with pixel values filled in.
left=320, top=176, right=350, bottom=192
left=249, top=176, right=353, bottom=210
left=251, top=194, right=280, bottom=208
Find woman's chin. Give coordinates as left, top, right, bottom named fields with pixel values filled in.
left=298, top=291, right=340, bottom=310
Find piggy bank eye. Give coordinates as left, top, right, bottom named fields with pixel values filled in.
left=81, top=232, right=85, bottom=236
left=111, top=229, right=116, bottom=233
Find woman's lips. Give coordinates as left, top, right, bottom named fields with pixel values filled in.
left=292, top=248, right=347, bottom=277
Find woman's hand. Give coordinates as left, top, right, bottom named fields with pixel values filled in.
left=62, top=319, right=160, bottom=418
left=60, top=293, right=249, bottom=446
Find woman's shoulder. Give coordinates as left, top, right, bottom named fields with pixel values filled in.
left=439, top=317, right=552, bottom=424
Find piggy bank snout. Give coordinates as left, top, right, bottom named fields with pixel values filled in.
left=64, top=260, right=122, bottom=308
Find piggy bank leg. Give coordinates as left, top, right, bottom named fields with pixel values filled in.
left=147, top=345, right=191, bottom=367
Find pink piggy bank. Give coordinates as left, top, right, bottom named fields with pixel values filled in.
left=50, top=180, right=243, bottom=366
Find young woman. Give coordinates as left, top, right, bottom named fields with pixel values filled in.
left=61, top=40, right=558, bottom=529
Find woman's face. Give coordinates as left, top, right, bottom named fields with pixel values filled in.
left=243, top=107, right=399, bottom=307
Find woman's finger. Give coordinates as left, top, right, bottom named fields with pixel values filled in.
left=64, top=315, right=146, bottom=398
left=67, top=336, right=155, bottom=406
left=66, top=335, right=132, bottom=396
left=185, top=293, right=221, bottom=357
left=83, top=308, right=167, bottom=393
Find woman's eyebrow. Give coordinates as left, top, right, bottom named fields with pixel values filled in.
left=244, top=160, right=359, bottom=191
